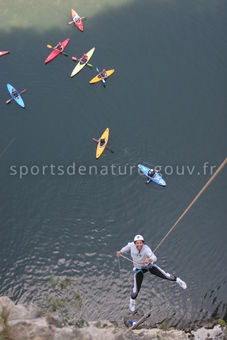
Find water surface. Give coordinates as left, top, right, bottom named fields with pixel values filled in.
left=0, top=0, right=227, bottom=327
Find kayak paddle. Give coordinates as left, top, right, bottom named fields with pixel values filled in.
left=72, top=56, right=93, bottom=68
left=96, top=67, right=106, bottom=87
left=69, top=16, right=87, bottom=24
left=6, top=89, right=27, bottom=104
left=92, top=138, right=114, bottom=154
left=46, top=44, right=68, bottom=57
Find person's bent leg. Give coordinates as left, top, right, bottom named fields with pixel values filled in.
left=149, top=264, right=176, bottom=281
left=149, top=264, right=187, bottom=289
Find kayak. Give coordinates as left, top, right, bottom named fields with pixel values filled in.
left=138, top=164, right=167, bottom=187
left=89, top=69, right=115, bottom=84
left=7, top=83, right=25, bottom=108
left=0, top=51, right=9, bottom=57
left=96, top=128, right=109, bottom=159
left=45, top=38, right=70, bottom=64
left=71, top=9, right=84, bottom=32
left=70, top=47, right=95, bottom=78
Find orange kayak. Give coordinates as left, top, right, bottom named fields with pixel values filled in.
left=89, top=69, right=115, bottom=84
left=95, top=128, right=109, bottom=159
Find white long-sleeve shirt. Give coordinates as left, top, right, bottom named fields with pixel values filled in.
left=120, top=242, right=157, bottom=269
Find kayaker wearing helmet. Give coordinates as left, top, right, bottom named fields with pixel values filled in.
left=146, top=168, right=156, bottom=184
left=148, top=169, right=155, bottom=177
left=116, top=235, right=187, bottom=312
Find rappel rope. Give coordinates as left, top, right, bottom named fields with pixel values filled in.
left=118, top=256, right=121, bottom=279
left=120, top=158, right=227, bottom=333
left=120, top=158, right=226, bottom=265
left=153, top=157, right=227, bottom=252
left=120, top=253, right=140, bottom=267
left=0, top=138, right=16, bottom=159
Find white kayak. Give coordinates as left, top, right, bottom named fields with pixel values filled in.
left=70, top=47, right=95, bottom=78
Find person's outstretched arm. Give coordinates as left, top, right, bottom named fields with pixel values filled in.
left=116, top=243, right=131, bottom=257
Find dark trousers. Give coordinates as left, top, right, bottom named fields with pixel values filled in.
left=131, top=264, right=176, bottom=299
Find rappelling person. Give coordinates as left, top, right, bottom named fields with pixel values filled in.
left=117, top=234, right=187, bottom=312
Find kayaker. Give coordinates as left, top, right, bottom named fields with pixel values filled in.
left=56, top=42, right=63, bottom=52
left=146, top=168, right=155, bottom=184
left=12, top=89, right=18, bottom=98
left=100, top=138, right=106, bottom=147
left=148, top=169, right=155, bottom=177
left=73, top=14, right=80, bottom=23
left=99, top=69, right=107, bottom=79
left=80, top=53, right=88, bottom=64
left=116, top=235, right=187, bottom=312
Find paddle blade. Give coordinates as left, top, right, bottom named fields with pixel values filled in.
left=47, top=44, right=53, bottom=49
left=72, top=56, right=78, bottom=61
left=20, top=89, right=27, bottom=95
left=68, top=20, right=73, bottom=24
left=5, top=99, right=12, bottom=104
left=96, top=67, right=100, bottom=73
left=106, top=146, right=114, bottom=153
left=87, top=63, right=93, bottom=68
left=102, top=79, right=106, bottom=88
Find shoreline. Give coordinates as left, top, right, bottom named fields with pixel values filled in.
left=0, top=296, right=226, bottom=339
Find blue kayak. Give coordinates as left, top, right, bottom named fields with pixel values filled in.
left=138, top=164, right=167, bottom=187
left=7, top=83, right=25, bottom=108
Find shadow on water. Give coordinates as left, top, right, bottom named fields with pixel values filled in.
left=0, top=0, right=227, bottom=326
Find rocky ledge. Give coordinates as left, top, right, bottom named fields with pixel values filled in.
left=0, top=296, right=226, bottom=340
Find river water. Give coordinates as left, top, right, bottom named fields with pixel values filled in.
left=0, top=0, right=226, bottom=327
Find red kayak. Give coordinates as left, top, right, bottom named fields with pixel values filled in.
left=45, top=38, right=70, bottom=64
left=70, top=9, right=84, bottom=32
left=0, top=51, right=9, bottom=57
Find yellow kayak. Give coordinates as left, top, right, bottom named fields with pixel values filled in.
left=89, top=69, right=115, bottom=84
left=96, top=128, right=109, bottom=159
left=71, top=47, right=95, bottom=78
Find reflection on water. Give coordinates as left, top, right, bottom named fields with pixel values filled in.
left=0, top=0, right=134, bottom=32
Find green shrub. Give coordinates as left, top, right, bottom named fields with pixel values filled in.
left=47, top=296, right=64, bottom=312
left=218, top=319, right=226, bottom=327
left=39, top=275, right=84, bottom=325
left=75, top=319, right=88, bottom=328
left=73, top=292, right=83, bottom=308
left=160, top=320, right=169, bottom=331
left=60, top=278, right=71, bottom=290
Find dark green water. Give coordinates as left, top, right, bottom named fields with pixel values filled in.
left=0, top=0, right=227, bottom=327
